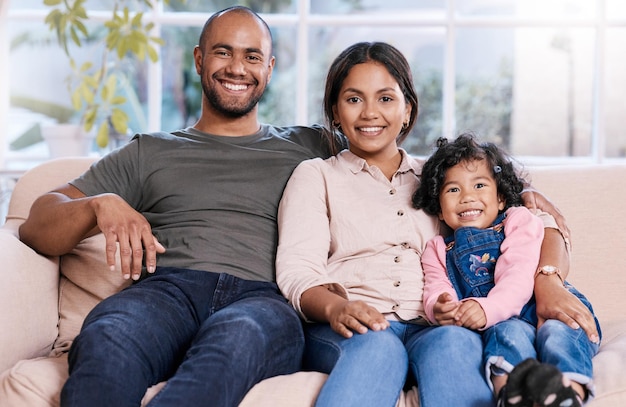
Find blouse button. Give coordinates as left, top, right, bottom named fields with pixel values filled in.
left=394, top=256, right=401, bottom=263
left=401, top=242, right=410, bottom=249
left=389, top=188, right=396, bottom=195
left=393, top=281, right=401, bottom=287
left=397, top=210, right=404, bottom=216
left=392, top=304, right=399, bottom=311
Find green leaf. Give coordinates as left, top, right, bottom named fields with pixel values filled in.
left=131, top=12, right=143, bottom=28
left=111, top=96, right=127, bottom=105
left=74, top=20, right=89, bottom=37
left=70, top=26, right=81, bottom=47
left=71, top=88, right=82, bottom=110
left=80, top=83, right=94, bottom=104
left=79, top=61, right=93, bottom=72
left=96, top=121, right=110, bottom=148
left=84, top=108, right=97, bottom=131
left=102, top=74, right=118, bottom=102
left=43, top=0, right=62, bottom=6
left=111, top=108, right=129, bottom=133
left=83, top=75, right=98, bottom=89
left=147, top=45, right=158, bottom=62
left=150, top=36, right=164, bottom=46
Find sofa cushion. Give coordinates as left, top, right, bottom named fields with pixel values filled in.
left=51, top=234, right=129, bottom=355
left=590, top=321, right=626, bottom=404
left=0, top=355, right=65, bottom=407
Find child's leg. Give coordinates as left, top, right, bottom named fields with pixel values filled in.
left=535, top=319, right=601, bottom=404
left=482, top=319, right=536, bottom=406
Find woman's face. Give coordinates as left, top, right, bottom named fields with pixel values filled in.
left=332, top=61, right=411, bottom=162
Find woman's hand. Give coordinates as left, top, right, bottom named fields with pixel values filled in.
left=521, top=188, right=571, bottom=240
left=300, top=286, right=390, bottom=339
left=535, top=274, right=600, bottom=344
left=326, top=300, right=390, bottom=338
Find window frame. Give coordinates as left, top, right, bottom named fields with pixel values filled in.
left=2, top=0, right=625, bottom=168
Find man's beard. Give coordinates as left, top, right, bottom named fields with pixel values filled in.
left=202, top=76, right=264, bottom=118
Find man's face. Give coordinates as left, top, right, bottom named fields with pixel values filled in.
left=194, top=12, right=275, bottom=118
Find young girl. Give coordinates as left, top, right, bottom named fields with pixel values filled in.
left=412, top=134, right=601, bottom=407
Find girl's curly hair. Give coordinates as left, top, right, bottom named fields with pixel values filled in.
left=412, top=133, right=527, bottom=216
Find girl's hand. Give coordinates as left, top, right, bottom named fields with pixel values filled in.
left=454, top=299, right=487, bottom=330
left=433, top=292, right=461, bottom=325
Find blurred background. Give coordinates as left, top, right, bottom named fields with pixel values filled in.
left=2, top=0, right=626, bottom=171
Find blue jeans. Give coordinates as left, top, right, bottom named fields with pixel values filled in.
left=483, top=318, right=600, bottom=395
left=304, top=322, right=493, bottom=407
left=61, top=267, right=305, bottom=407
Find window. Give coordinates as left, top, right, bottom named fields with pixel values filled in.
left=2, top=0, right=625, bottom=170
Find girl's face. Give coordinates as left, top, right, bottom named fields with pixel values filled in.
left=438, top=159, right=505, bottom=230
left=332, top=61, right=411, bottom=162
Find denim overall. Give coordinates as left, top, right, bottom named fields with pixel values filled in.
left=444, top=212, right=536, bottom=324
left=444, top=212, right=601, bottom=391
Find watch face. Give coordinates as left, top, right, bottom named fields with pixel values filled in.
left=542, top=265, right=557, bottom=273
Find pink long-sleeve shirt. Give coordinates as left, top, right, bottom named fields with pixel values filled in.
left=421, top=206, right=545, bottom=329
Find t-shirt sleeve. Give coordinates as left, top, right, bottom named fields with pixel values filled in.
left=69, top=135, right=144, bottom=208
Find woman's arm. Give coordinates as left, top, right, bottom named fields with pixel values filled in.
left=534, top=228, right=600, bottom=343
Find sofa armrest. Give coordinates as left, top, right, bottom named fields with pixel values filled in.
left=0, top=228, right=60, bottom=374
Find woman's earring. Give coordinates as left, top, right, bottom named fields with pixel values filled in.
left=332, top=120, right=342, bottom=130
left=402, top=122, right=408, bottom=130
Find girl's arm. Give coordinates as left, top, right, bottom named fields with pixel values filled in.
left=421, top=237, right=460, bottom=325
left=469, top=207, right=543, bottom=329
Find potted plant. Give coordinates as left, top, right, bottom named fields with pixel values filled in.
left=42, top=0, right=172, bottom=148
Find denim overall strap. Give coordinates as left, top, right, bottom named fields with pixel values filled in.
left=445, top=212, right=506, bottom=299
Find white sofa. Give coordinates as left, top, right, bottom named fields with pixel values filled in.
left=1, top=157, right=625, bottom=407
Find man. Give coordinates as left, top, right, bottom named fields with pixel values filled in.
left=19, top=6, right=598, bottom=407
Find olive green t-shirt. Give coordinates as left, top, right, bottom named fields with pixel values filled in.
left=70, top=124, right=334, bottom=282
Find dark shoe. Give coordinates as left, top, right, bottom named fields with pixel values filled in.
left=497, top=358, right=539, bottom=407
left=524, top=362, right=582, bottom=407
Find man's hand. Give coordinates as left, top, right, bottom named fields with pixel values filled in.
left=326, top=300, right=390, bottom=339
left=433, top=292, right=461, bottom=325
left=521, top=188, right=570, bottom=240
left=535, top=274, right=600, bottom=344
left=90, top=194, right=165, bottom=280
left=453, top=299, right=487, bottom=330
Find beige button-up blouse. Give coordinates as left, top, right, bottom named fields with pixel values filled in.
left=276, top=149, right=439, bottom=322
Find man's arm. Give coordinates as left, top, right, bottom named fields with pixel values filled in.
left=19, top=184, right=99, bottom=255
left=19, top=184, right=164, bottom=280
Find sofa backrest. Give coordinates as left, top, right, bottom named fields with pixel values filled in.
left=4, top=157, right=97, bottom=234
left=5, top=159, right=624, bottom=325
left=527, top=164, right=626, bottom=324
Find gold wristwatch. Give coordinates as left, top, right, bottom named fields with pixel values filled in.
left=535, top=265, right=564, bottom=284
